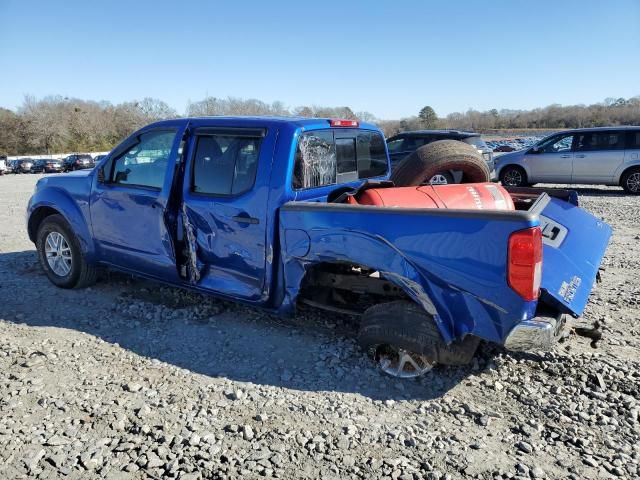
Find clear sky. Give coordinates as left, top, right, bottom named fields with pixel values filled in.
left=1, top=0, right=639, bottom=119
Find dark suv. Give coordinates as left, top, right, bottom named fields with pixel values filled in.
left=386, top=130, right=495, bottom=184
left=62, top=154, right=95, bottom=172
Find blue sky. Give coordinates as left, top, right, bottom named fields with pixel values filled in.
left=1, top=0, right=638, bottom=119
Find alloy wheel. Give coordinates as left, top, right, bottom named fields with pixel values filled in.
left=376, top=345, right=433, bottom=378
left=626, top=172, right=640, bottom=193
left=45, top=231, right=72, bottom=277
left=502, top=169, right=523, bottom=186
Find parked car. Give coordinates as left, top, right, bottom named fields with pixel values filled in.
left=93, top=154, right=107, bottom=163
left=31, top=159, right=64, bottom=174
left=27, top=117, right=610, bottom=378
left=0, top=155, right=7, bottom=175
left=496, top=127, right=640, bottom=194
left=62, top=154, right=95, bottom=172
left=15, top=158, right=34, bottom=173
left=494, top=144, right=516, bottom=152
left=386, top=130, right=494, bottom=183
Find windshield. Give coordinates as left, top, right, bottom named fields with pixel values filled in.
left=462, top=136, right=488, bottom=150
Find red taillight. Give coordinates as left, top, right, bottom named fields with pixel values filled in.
left=508, top=227, right=542, bottom=301
left=329, top=119, right=359, bottom=127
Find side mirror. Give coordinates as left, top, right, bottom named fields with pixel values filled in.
left=530, top=146, right=540, bottom=154
left=97, top=167, right=105, bottom=183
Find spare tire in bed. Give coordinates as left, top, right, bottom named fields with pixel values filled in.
left=391, top=139, right=490, bottom=187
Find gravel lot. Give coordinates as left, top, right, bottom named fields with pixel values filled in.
left=0, top=174, right=638, bottom=480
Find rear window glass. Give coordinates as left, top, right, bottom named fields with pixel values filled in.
left=462, top=136, right=488, bottom=149
left=293, top=129, right=388, bottom=189
left=626, top=131, right=640, bottom=149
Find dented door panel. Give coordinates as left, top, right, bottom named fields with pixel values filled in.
left=180, top=126, right=278, bottom=301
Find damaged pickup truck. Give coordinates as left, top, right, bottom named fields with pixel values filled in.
left=27, top=117, right=611, bottom=378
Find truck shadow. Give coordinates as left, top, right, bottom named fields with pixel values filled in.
left=0, top=250, right=476, bottom=401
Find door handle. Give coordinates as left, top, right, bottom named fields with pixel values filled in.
left=232, top=215, right=259, bottom=225
left=560, top=154, right=571, bottom=158
left=575, top=154, right=585, bottom=158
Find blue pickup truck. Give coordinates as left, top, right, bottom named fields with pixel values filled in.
left=27, top=117, right=611, bottom=378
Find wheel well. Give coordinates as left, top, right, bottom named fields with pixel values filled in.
left=619, top=165, right=640, bottom=185
left=28, top=206, right=61, bottom=242
left=297, top=262, right=410, bottom=315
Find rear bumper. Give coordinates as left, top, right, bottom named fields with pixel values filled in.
left=503, top=311, right=567, bottom=351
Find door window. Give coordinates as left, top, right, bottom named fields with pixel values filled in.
left=575, top=132, right=625, bottom=151
left=192, top=133, right=262, bottom=195
left=537, top=134, right=574, bottom=153
left=111, top=130, right=177, bottom=189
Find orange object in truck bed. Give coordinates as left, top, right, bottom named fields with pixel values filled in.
left=347, top=183, right=515, bottom=211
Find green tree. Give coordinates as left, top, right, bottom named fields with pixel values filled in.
left=418, top=106, right=437, bottom=128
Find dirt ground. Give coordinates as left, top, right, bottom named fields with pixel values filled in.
left=0, top=173, right=638, bottom=480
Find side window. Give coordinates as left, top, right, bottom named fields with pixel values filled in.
left=357, top=131, right=388, bottom=178
left=576, top=132, right=625, bottom=151
left=386, top=137, right=405, bottom=153
left=537, top=134, right=574, bottom=153
left=627, top=131, right=640, bottom=149
left=192, top=133, right=262, bottom=195
left=111, top=130, right=177, bottom=189
left=293, top=129, right=388, bottom=189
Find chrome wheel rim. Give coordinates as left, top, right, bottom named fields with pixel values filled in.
left=626, top=172, right=640, bottom=193
left=502, top=169, right=522, bottom=186
left=45, top=231, right=72, bottom=277
left=429, top=174, right=449, bottom=185
left=377, top=346, right=433, bottom=378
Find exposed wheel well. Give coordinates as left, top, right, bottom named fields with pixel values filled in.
left=28, top=206, right=61, bottom=242
left=297, top=262, right=411, bottom=315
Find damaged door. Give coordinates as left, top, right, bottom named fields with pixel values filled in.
left=181, top=126, right=275, bottom=301
left=90, top=124, right=186, bottom=280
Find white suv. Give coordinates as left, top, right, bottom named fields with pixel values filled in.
left=0, top=156, right=7, bottom=175
left=495, top=127, right=640, bottom=194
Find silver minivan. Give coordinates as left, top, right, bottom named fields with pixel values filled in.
left=495, top=127, right=640, bottom=194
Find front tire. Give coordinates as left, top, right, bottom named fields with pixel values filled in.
left=621, top=167, right=640, bottom=194
left=36, top=214, right=97, bottom=289
left=500, top=165, right=528, bottom=187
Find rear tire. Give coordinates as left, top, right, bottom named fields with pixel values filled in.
left=621, top=167, right=640, bottom=194
left=391, top=140, right=490, bottom=187
left=36, top=214, right=97, bottom=289
left=500, top=165, right=528, bottom=187
left=358, top=301, right=479, bottom=377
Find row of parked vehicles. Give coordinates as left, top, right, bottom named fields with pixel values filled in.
left=0, top=154, right=104, bottom=175
left=386, top=127, right=640, bottom=194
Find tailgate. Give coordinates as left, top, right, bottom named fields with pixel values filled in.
left=536, top=195, right=612, bottom=316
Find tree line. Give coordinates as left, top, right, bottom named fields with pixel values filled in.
left=1, top=95, right=639, bottom=156
left=381, top=96, right=640, bottom=136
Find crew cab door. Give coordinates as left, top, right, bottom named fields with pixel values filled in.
left=90, top=124, right=186, bottom=280
left=526, top=133, right=575, bottom=182
left=571, top=130, right=625, bottom=183
left=181, top=126, right=275, bottom=301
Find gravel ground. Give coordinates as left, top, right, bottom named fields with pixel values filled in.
left=0, top=174, right=638, bottom=480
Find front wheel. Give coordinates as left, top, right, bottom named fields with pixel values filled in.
left=36, top=214, right=97, bottom=289
left=621, top=167, right=640, bottom=194
left=500, top=165, right=528, bottom=187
